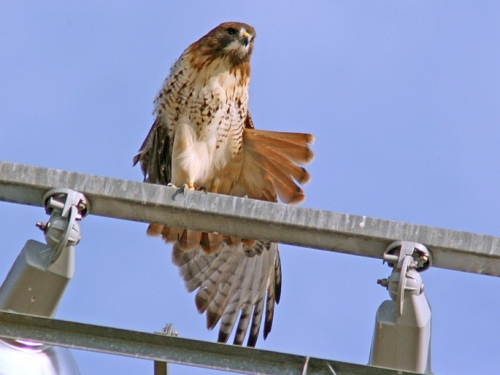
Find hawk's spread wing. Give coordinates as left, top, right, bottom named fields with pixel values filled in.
left=173, top=240, right=281, bottom=346
left=134, top=22, right=313, bottom=346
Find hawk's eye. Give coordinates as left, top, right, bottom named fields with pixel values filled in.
left=226, top=28, right=237, bottom=36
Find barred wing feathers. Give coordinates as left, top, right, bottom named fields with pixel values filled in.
left=172, top=240, right=281, bottom=346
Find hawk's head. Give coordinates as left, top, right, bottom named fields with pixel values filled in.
left=191, top=22, right=256, bottom=67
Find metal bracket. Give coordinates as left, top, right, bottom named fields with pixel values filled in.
left=378, top=240, right=431, bottom=315
left=37, top=188, right=89, bottom=264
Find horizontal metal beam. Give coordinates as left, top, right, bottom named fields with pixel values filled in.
left=1, top=161, right=499, bottom=277
left=0, top=311, right=418, bottom=375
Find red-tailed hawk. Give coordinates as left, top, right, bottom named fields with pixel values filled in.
left=134, top=22, right=313, bottom=346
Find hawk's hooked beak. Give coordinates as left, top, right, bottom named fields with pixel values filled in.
left=241, top=31, right=251, bottom=47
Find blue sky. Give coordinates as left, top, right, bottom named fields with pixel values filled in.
left=1, top=2, right=499, bottom=374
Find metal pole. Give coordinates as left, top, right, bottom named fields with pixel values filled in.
left=0, top=311, right=420, bottom=375
left=1, top=162, right=500, bottom=277
left=154, top=361, right=167, bottom=375
left=153, top=324, right=177, bottom=375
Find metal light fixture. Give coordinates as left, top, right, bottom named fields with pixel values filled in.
left=0, top=188, right=88, bottom=375
left=369, top=240, right=432, bottom=374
